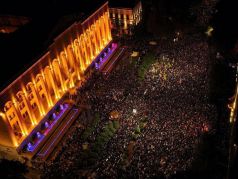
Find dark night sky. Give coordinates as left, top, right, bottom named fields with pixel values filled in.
left=212, top=0, right=238, bottom=51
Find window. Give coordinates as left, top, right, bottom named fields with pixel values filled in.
left=23, top=111, right=29, bottom=119
left=41, top=94, right=45, bottom=99
left=19, top=102, right=25, bottom=110
left=38, top=85, right=42, bottom=91
left=18, top=95, right=23, bottom=101
left=13, top=123, right=18, bottom=131
left=29, top=93, right=34, bottom=100
left=31, top=103, right=37, bottom=109
left=8, top=115, right=12, bottom=120
left=8, top=112, right=15, bottom=120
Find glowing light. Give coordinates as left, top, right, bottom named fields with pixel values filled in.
left=26, top=134, right=44, bottom=152
left=229, top=82, right=238, bottom=123
left=206, top=26, right=214, bottom=36
left=37, top=132, right=41, bottom=138
left=37, top=108, right=78, bottom=157
left=27, top=142, right=33, bottom=151
left=124, top=19, right=127, bottom=29
left=23, top=104, right=70, bottom=153
left=40, top=111, right=45, bottom=117
left=25, top=130, right=29, bottom=135
left=78, top=74, right=81, bottom=80
left=60, top=104, right=64, bottom=110
left=45, top=122, right=49, bottom=128
left=149, top=41, right=157, bottom=46
left=32, top=121, right=36, bottom=126
left=53, top=113, right=57, bottom=119
left=0, top=112, right=5, bottom=118
left=131, top=51, right=139, bottom=57
left=133, top=109, right=137, bottom=114
left=95, top=43, right=117, bottom=70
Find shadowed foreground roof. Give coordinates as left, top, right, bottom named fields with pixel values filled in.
left=109, top=0, right=139, bottom=8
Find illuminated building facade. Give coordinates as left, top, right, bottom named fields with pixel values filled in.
left=109, top=1, right=142, bottom=36
left=0, top=2, right=112, bottom=156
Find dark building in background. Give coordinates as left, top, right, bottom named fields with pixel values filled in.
left=109, top=0, right=142, bottom=36
left=0, top=16, right=30, bottom=34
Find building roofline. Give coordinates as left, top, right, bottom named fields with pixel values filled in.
left=0, top=1, right=109, bottom=95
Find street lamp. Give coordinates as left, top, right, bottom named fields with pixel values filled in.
left=227, top=62, right=238, bottom=179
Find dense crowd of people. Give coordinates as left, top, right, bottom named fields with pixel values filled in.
left=91, top=33, right=218, bottom=178
left=124, top=34, right=217, bottom=178
left=37, top=28, right=222, bottom=179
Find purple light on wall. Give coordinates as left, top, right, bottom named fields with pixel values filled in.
left=37, top=132, right=41, bottom=139
left=23, top=104, right=70, bottom=153
left=45, top=122, right=49, bottom=128
left=43, top=104, right=69, bottom=136
left=26, top=134, right=44, bottom=152
left=95, top=43, right=118, bottom=70
left=60, top=104, right=64, bottom=110
left=95, top=63, right=99, bottom=69
left=37, top=109, right=78, bottom=157
left=27, top=142, right=33, bottom=151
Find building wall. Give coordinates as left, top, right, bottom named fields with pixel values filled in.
left=0, top=2, right=112, bottom=148
left=109, top=1, right=142, bottom=35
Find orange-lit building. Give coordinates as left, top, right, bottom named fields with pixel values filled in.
left=0, top=2, right=112, bottom=160
left=109, top=0, right=142, bottom=36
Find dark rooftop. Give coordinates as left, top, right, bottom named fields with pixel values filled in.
left=0, top=0, right=106, bottom=91
left=0, top=15, right=30, bottom=34
left=109, top=0, right=139, bottom=8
